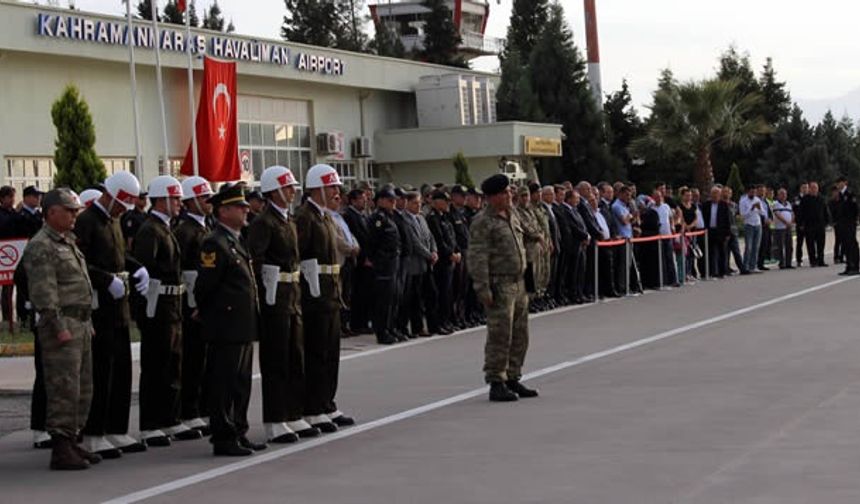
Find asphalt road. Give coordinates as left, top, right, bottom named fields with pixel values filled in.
left=1, top=263, right=859, bottom=504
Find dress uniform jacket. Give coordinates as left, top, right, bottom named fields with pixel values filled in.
left=342, top=205, right=372, bottom=332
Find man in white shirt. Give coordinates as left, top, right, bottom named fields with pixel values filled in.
left=652, top=190, right=678, bottom=287
left=772, top=188, right=794, bottom=269
left=739, top=186, right=764, bottom=273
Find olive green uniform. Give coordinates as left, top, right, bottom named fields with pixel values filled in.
left=21, top=225, right=94, bottom=440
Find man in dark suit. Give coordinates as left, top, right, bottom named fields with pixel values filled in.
left=551, top=186, right=574, bottom=305
left=799, top=182, right=828, bottom=267
left=341, top=189, right=372, bottom=334
left=835, top=176, right=860, bottom=275
left=701, top=186, right=731, bottom=277
left=564, top=190, right=592, bottom=303
left=426, top=191, right=460, bottom=335
left=195, top=184, right=266, bottom=456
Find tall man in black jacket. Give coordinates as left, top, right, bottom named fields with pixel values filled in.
left=799, top=182, right=829, bottom=267
left=341, top=190, right=372, bottom=334
left=835, top=176, right=860, bottom=275
left=701, top=186, right=731, bottom=277
left=426, top=191, right=460, bottom=335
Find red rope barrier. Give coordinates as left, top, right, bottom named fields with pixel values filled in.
left=595, top=230, right=706, bottom=248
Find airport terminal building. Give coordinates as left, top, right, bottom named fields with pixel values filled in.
left=0, top=0, right=562, bottom=193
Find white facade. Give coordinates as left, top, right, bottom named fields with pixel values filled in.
left=0, top=1, right=560, bottom=192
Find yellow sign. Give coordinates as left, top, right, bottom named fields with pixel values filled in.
left=523, top=136, right=562, bottom=157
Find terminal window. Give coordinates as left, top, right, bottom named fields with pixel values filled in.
left=239, top=121, right=312, bottom=181
left=4, top=157, right=133, bottom=194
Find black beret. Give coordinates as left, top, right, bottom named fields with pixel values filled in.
left=481, top=174, right=510, bottom=196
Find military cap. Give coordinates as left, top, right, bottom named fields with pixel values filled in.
left=430, top=190, right=450, bottom=201
left=374, top=187, right=397, bottom=201
left=208, top=184, right=250, bottom=208
left=357, top=181, right=373, bottom=191
left=394, top=187, right=406, bottom=198
left=401, top=184, right=416, bottom=192
left=481, top=174, right=510, bottom=196
left=467, top=187, right=483, bottom=196
left=450, top=185, right=467, bottom=196
left=23, top=185, right=44, bottom=197
left=42, top=188, right=83, bottom=211
left=245, top=189, right=264, bottom=202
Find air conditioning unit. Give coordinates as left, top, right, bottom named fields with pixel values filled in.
left=316, top=133, right=339, bottom=155
left=351, top=137, right=372, bottom=158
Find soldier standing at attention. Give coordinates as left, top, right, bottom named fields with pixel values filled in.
left=469, top=175, right=539, bottom=402
left=248, top=166, right=320, bottom=443
left=22, top=188, right=102, bottom=470
left=174, top=176, right=215, bottom=436
left=76, top=172, right=150, bottom=458
left=195, top=184, right=267, bottom=456
left=133, top=176, right=202, bottom=446
left=295, top=164, right=355, bottom=433
left=367, top=187, right=402, bottom=345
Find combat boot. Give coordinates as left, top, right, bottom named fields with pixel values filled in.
left=506, top=380, right=539, bottom=398
left=50, top=437, right=90, bottom=471
left=73, top=443, right=103, bottom=464
left=488, top=382, right=518, bottom=402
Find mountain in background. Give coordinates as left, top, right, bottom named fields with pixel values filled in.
left=798, top=86, right=860, bottom=125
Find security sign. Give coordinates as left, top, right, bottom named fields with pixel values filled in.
left=0, top=239, right=28, bottom=286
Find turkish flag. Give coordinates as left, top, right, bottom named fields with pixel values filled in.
left=177, top=0, right=187, bottom=12
left=181, top=57, right=241, bottom=182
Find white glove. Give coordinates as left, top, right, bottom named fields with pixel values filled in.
left=133, top=267, right=150, bottom=296
left=108, top=276, right=126, bottom=300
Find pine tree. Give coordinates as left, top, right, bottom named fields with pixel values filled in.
left=188, top=0, right=200, bottom=27
left=202, top=1, right=227, bottom=32
left=505, top=0, right=549, bottom=58
left=726, top=163, right=744, bottom=197
left=758, top=105, right=815, bottom=191
left=51, top=85, right=107, bottom=192
left=334, top=0, right=369, bottom=52
left=453, top=151, right=475, bottom=188
left=162, top=0, right=184, bottom=25
left=282, top=0, right=339, bottom=47
left=816, top=111, right=860, bottom=187
left=371, top=21, right=406, bottom=58
left=496, top=0, right=547, bottom=122
left=137, top=0, right=153, bottom=20
left=758, top=57, right=791, bottom=125
left=420, top=0, right=467, bottom=68
left=604, top=79, right=644, bottom=169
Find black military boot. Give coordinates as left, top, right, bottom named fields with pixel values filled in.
left=506, top=380, right=539, bottom=398
left=50, top=437, right=90, bottom=471
left=213, top=440, right=253, bottom=457
left=73, top=443, right=103, bottom=465
left=488, top=382, right=518, bottom=402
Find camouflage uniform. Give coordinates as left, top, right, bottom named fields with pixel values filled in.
left=514, top=193, right=545, bottom=298
left=468, top=207, right=532, bottom=384
left=532, top=201, right=552, bottom=297
left=21, top=223, right=94, bottom=440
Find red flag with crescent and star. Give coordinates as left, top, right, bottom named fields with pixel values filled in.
left=181, top=56, right=240, bottom=182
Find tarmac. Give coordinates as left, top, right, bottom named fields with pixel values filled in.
left=2, top=236, right=860, bottom=503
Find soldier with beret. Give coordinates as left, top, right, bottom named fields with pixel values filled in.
left=468, top=175, right=539, bottom=402
left=368, top=187, right=402, bottom=345
left=195, top=184, right=267, bottom=456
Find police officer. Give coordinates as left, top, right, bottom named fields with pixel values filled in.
left=21, top=188, right=102, bottom=470
left=195, top=184, right=267, bottom=456
left=449, top=185, right=471, bottom=329
left=133, top=176, right=201, bottom=446
left=174, top=176, right=215, bottom=436
left=76, top=172, right=150, bottom=458
left=248, top=166, right=320, bottom=443
left=368, top=187, right=402, bottom=345
left=295, top=164, right=355, bottom=432
left=468, top=175, right=539, bottom=402
left=120, top=190, right=148, bottom=250
left=426, top=190, right=459, bottom=335
left=836, top=176, right=860, bottom=275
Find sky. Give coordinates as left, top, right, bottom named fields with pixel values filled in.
left=63, top=0, right=860, bottom=123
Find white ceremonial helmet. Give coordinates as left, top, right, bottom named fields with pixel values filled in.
left=260, top=165, right=300, bottom=194
left=103, top=171, right=141, bottom=210
left=304, top=164, right=341, bottom=190
left=147, top=175, right=183, bottom=199
left=79, top=189, right=102, bottom=207
left=181, top=176, right=214, bottom=201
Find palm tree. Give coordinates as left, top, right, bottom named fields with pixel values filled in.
left=632, top=78, right=770, bottom=189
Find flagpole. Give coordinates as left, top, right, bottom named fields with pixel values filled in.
left=184, top=1, right=200, bottom=177
left=150, top=0, right=172, bottom=176
left=125, top=0, right=143, bottom=180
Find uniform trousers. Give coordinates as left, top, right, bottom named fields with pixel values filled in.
left=795, top=228, right=806, bottom=264
left=451, top=258, right=468, bottom=324
left=180, top=308, right=208, bottom=422
left=138, top=309, right=182, bottom=432
left=303, top=306, right=341, bottom=416
left=431, top=262, right=453, bottom=330
left=404, top=272, right=425, bottom=334
left=30, top=334, right=47, bottom=431
left=260, top=308, right=305, bottom=422
left=82, top=313, right=132, bottom=436
left=837, top=223, right=859, bottom=270
left=483, top=279, right=529, bottom=383
left=207, top=342, right=252, bottom=443
left=349, top=264, right=373, bottom=331
left=805, top=226, right=826, bottom=266
left=39, top=316, right=92, bottom=439
left=373, top=262, right=399, bottom=339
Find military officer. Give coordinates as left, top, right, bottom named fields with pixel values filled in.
left=133, top=176, right=201, bottom=446
left=514, top=186, right=545, bottom=310
left=76, top=172, right=150, bottom=458
left=368, top=187, right=402, bottom=345
left=836, top=176, right=860, bottom=275
left=195, top=184, right=267, bottom=456
left=174, top=176, right=215, bottom=436
left=21, top=188, right=102, bottom=470
left=120, top=190, right=148, bottom=250
left=449, top=185, right=471, bottom=329
left=426, top=191, right=459, bottom=335
left=248, top=166, right=320, bottom=443
left=295, top=164, right=355, bottom=433
left=468, top=175, right=539, bottom=402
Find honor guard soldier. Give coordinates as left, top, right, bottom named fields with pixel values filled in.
left=295, top=164, right=355, bottom=433
left=248, top=166, right=320, bottom=443
left=133, top=176, right=202, bottom=446
left=75, top=172, right=150, bottom=458
left=194, top=184, right=267, bottom=456
left=469, top=175, right=539, bottom=402
left=368, top=187, right=402, bottom=345
left=175, top=176, right=214, bottom=436
left=21, top=188, right=102, bottom=470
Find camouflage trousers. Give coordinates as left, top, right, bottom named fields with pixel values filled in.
left=38, top=316, right=93, bottom=440
left=483, top=279, right=530, bottom=383
left=536, top=248, right=552, bottom=296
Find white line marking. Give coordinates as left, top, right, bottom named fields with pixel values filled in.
left=103, top=276, right=857, bottom=504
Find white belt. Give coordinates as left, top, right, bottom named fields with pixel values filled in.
left=319, top=264, right=340, bottom=275
left=158, top=284, right=186, bottom=296
left=278, top=271, right=301, bottom=283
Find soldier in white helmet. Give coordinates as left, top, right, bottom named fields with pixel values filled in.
left=247, top=166, right=320, bottom=443
left=295, top=164, right=355, bottom=433
left=75, top=171, right=151, bottom=458
left=132, top=175, right=202, bottom=447
left=174, top=176, right=214, bottom=436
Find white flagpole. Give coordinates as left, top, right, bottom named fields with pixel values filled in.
left=184, top=1, right=200, bottom=177
left=125, top=0, right=143, bottom=180
left=150, top=0, right=172, bottom=176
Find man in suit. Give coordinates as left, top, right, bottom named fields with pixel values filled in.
left=597, top=182, right=620, bottom=298
left=551, top=186, right=573, bottom=305
left=341, top=189, right=372, bottom=334
left=835, top=176, right=860, bottom=275
left=701, top=185, right=731, bottom=278
left=564, top=190, right=592, bottom=303
left=426, top=191, right=460, bottom=335
left=799, top=182, right=828, bottom=267
left=402, top=192, right=437, bottom=337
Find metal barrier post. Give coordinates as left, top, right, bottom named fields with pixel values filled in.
left=593, top=241, right=599, bottom=303
left=657, top=236, right=664, bottom=291
left=625, top=239, right=631, bottom=297
left=704, top=231, right=710, bottom=280
left=680, top=231, right=686, bottom=286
